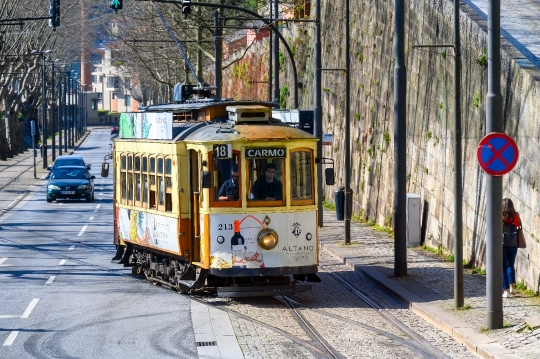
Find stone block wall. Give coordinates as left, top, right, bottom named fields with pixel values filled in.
left=218, top=0, right=540, bottom=291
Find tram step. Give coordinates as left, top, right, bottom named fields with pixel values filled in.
left=217, top=284, right=312, bottom=298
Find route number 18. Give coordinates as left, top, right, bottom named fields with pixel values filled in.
left=213, top=144, right=232, bottom=159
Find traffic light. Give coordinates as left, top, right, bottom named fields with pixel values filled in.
left=181, top=0, right=191, bottom=18
left=48, top=0, right=60, bottom=29
left=110, top=0, right=123, bottom=11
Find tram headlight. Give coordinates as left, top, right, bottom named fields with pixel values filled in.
left=48, top=185, right=60, bottom=190
left=257, top=228, right=278, bottom=250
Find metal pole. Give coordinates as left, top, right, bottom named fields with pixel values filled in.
left=314, top=0, right=323, bottom=227
left=486, top=0, right=503, bottom=330
left=394, top=0, right=407, bottom=276
left=268, top=0, right=273, bottom=102
left=75, top=82, right=79, bottom=142
left=31, top=120, right=36, bottom=178
left=51, top=62, right=56, bottom=162
left=214, top=11, right=222, bottom=99
left=69, top=78, right=73, bottom=148
left=344, top=0, right=351, bottom=244
left=65, top=73, right=69, bottom=152
left=41, top=55, right=48, bottom=169
left=454, top=0, right=464, bottom=309
left=58, top=71, right=62, bottom=156
left=273, top=0, right=279, bottom=104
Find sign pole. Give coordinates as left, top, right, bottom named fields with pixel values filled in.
left=486, top=0, right=503, bottom=329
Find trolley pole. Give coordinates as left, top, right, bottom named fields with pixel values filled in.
left=486, top=0, right=503, bottom=330
left=394, top=0, right=407, bottom=276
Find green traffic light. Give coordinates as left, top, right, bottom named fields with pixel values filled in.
left=110, top=0, right=122, bottom=10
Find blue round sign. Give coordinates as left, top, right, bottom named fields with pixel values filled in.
left=477, top=132, right=519, bottom=176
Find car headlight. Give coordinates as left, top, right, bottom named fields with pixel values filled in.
left=48, top=185, right=60, bottom=190
left=257, top=228, right=278, bottom=250
left=77, top=185, right=89, bottom=189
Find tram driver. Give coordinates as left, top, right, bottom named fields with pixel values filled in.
left=250, top=163, right=282, bottom=200
left=217, top=167, right=239, bottom=201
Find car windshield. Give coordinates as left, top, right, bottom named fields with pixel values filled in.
left=51, top=169, right=88, bottom=180
left=53, top=159, right=84, bottom=168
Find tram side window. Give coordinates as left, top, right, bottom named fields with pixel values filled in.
left=213, top=153, right=240, bottom=204
left=157, top=157, right=165, bottom=210
left=290, top=150, right=314, bottom=202
left=165, top=158, right=172, bottom=212
left=135, top=155, right=141, bottom=204
left=120, top=154, right=127, bottom=202
left=248, top=158, right=284, bottom=202
left=142, top=156, right=148, bottom=207
left=149, top=157, right=156, bottom=209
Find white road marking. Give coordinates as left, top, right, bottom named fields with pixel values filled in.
left=89, top=216, right=94, bottom=221
left=0, top=258, right=10, bottom=266
left=45, top=276, right=56, bottom=284
left=77, top=225, right=88, bottom=237
left=3, top=331, right=19, bottom=346
left=69, top=244, right=76, bottom=250
left=96, top=204, right=101, bottom=209
left=58, top=259, right=66, bottom=266
left=0, top=315, right=18, bottom=318
left=21, top=298, right=39, bottom=318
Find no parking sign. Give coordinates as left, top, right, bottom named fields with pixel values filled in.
left=477, top=132, right=519, bottom=176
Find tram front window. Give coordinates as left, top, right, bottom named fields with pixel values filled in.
left=248, top=159, right=283, bottom=202
left=212, top=153, right=240, bottom=204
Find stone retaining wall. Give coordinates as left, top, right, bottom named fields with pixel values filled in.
left=219, top=0, right=540, bottom=291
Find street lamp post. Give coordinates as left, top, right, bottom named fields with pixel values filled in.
left=31, top=49, right=52, bottom=168
left=49, top=59, right=59, bottom=162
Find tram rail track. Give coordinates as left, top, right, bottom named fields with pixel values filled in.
left=0, top=225, right=455, bottom=358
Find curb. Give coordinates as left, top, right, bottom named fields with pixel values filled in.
left=318, top=241, right=521, bottom=359
left=0, top=192, right=29, bottom=219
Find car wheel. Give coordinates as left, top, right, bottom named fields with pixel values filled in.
left=46, top=197, right=53, bottom=203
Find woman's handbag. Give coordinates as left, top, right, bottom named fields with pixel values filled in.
left=518, top=219, right=527, bottom=249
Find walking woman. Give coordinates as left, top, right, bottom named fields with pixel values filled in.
left=502, top=198, right=520, bottom=298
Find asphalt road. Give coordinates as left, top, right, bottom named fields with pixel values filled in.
left=0, top=129, right=197, bottom=359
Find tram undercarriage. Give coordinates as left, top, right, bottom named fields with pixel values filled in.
left=116, top=244, right=318, bottom=297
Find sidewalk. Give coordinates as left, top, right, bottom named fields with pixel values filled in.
left=318, top=210, right=540, bottom=359
left=0, top=130, right=90, bottom=215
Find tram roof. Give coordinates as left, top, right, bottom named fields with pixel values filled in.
left=179, top=120, right=317, bottom=142
left=139, top=100, right=276, bottom=112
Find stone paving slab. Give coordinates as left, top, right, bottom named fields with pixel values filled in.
left=318, top=210, right=540, bottom=359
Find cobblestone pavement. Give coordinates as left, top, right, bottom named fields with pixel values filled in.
left=318, top=210, right=540, bottom=358
left=204, top=248, right=475, bottom=358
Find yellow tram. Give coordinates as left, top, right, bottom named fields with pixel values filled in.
left=109, top=98, right=327, bottom=297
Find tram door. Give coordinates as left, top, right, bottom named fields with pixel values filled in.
left=189, top=150, right=201, bottom=262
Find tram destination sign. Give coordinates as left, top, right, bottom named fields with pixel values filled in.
left=245, top=148, right=286, bottom=158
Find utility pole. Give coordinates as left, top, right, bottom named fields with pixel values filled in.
left=453, top=0, right=464, bottom=309
left=486, top=0, right=503, bottom=330
left=343, top=0, right=351, bottom=243
left=214, top=11, right=222, bottom=99
left=273, top=0, right=279, bottom=104
left=41, top=54, right=48, bottom=168
left=51, top=60, right=56, bottom=162
left=314, top=0, right=323, bottom=227
left=394, top=0, right=407, bottom=276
